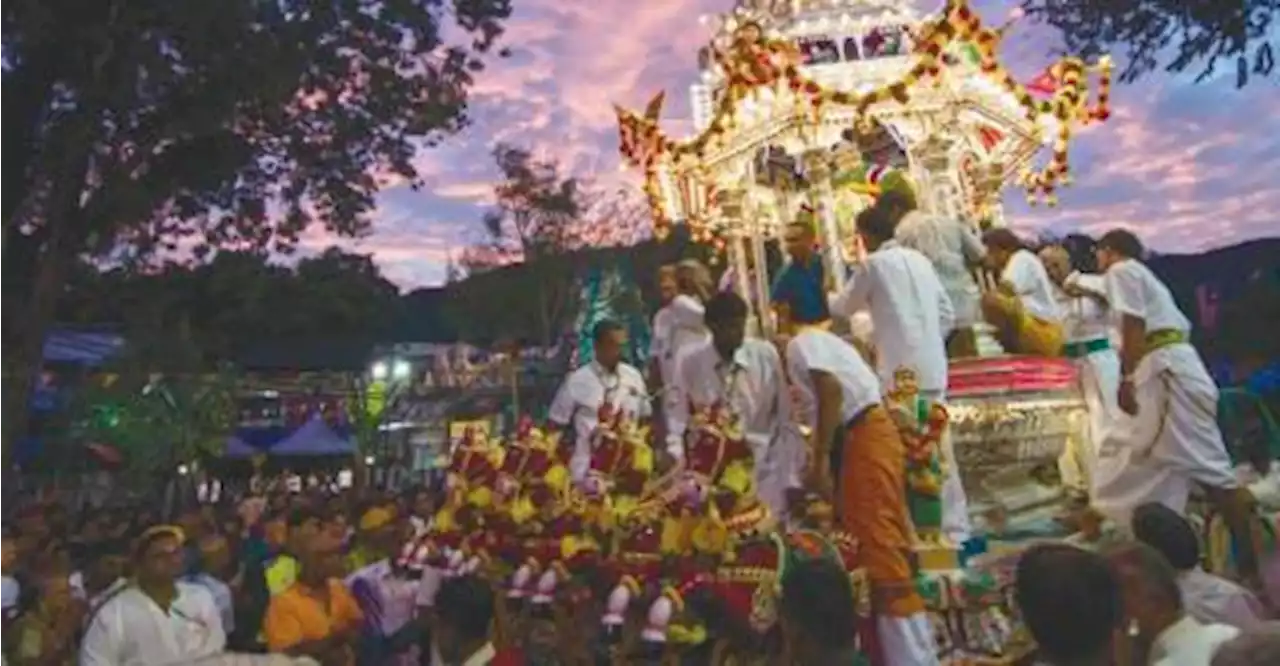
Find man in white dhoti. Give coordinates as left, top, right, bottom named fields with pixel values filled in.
left=1040, top=244, right=1121, bottom=495
left=881, top=190, right=987, bottom=358
left=666, top=291, right=801, bottom=518
left=1091, top=229, right=1259, bottom=583
left=547, top=319, right=653, bottom=481
left=831, top=205, right=972, bottom=543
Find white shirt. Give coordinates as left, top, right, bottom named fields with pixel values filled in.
left=1178, top=567, right=1265, bottom=630
left=893, top=210, right=986, bottom=327
left=1105, top=258, right=1193, bottom=336
left=346, top=559, right=417, bottom=637
left=186, top=573, right=235, bottom=635
left=1002, top=249, right=1062, bottom=322
left=547, top=361, right=651, bottom=479
left=1055, top=272, right=1112, bottom=342
left=668, top=339, right=797, bottom=485
left=785, top=329, right=883, bottom=427
left=81, top=581, right=226, bottom=666
left=831, top=241, right=954, bottom=393
left=1148, top=615, right=1239, bottom=666
left=651, top=296, right=709, bottom=384
left=1, top=576, right=18, bottom=619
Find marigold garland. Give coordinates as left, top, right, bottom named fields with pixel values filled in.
left=615, top=0, right=1113, bottom=237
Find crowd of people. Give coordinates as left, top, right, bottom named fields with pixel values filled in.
left=1, top=487, right=487, bottom=665
left=3, top=188, right=1280, bottom=664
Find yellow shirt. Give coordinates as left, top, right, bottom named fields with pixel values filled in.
left=263, top=579, right=363, bottom=654
left=265, top=555, right=299, bottom=596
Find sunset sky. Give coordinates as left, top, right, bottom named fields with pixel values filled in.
left=306, top=0, right=1280, bottom=289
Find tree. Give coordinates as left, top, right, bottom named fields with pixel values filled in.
left=2, top=0, right=512, bottom=452
left=450, top=145, right=588, bottom=346
left=1021, top=0, right=1276, bottom=86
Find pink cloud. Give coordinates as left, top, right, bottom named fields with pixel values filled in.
left=350, top=0, right=1278, bottom=288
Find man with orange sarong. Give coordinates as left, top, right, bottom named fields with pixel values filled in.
left=783, top=325, right=939, bottom=666
left=979, top=228, right=1064, bottom=356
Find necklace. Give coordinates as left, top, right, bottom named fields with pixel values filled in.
left=592, top=362, right=623, bottom=411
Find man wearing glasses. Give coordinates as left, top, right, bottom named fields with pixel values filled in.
left=81, top=525, right=227, bottom=665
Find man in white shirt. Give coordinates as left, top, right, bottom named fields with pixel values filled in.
left=1107, top=541, right=1240, bottom=666
left=82, top=525, right=227, bottom=666
left=1092, top=229, right=1259, bottom=583
left=648, top=265, right=677, bottom=422
left=881, top=190, right=987, bottom=358
left=667, top=291, right=802, bottom=518
left=979, top=228, right=1064, bottom=356
left=782, top=326, right=939, bottom=666
left=1040, top=244, right=1121, bottom=494
left=548, top=319, right=653, bottom=481
left=648, top=264, right=709, bottom=443
left=831, top=204, right=970, bottom=543
left=1131, top=502, right=1265, bottom=630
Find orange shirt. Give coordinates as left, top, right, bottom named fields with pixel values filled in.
left=263, top=578, right=364, bottom=655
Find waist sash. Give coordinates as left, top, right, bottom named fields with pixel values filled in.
left=1063, top=337, right=1110, bottom=359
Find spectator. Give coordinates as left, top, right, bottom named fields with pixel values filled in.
left=267, top=508, right=324, bottom=596
left=1132, top=502, right=1266, bottom=629
left=429, top=575, right=523, bottom=666
left=186, top=533, right=238, bottom=638
left=1107, top=541, right=1240, bottom=666
left=778, top=555, right=860, bottom=665
left=80, top=538, right=129, bottom=621
left=1015, top=543, right=1121, bottom=666
left=81, top=525, right=226, bottom=665
left=263, top=534, right=363, bottom=664
left=1212, top=624, right=1280, bottom=666
left=6, top=573, right=80, bottom=665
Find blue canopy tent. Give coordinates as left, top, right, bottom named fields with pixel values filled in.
left=223, top=437, right=261, bottom=459
left=42, top=330, right=126, bottom=366
left=269, top=417, right=354, bottom=456
left=224, top=415, right=353, bottom=458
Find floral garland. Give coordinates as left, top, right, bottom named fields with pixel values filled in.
left=616, top=0, right=1113, bottom=238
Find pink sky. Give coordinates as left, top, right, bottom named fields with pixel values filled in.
left=303, top=0, right=1280, bottom=289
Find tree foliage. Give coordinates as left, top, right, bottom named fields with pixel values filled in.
left=2, top=0, right=512, bottom=449
left=54, top=247, right=404, bottom=364
left=446, top=144, right=657, bottom=347
left=1021, top=0, right=1276, bottom=86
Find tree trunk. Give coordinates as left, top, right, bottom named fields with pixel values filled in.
left=2, top=127, right=96, bottom=464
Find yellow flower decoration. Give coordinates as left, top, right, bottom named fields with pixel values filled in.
left=613, top=494, right=639, bottom=520
left=721, top=460, right=753, bottom=495
left=435, top=507, right=457, bottom=532
left=544, top=464, right=569, bottom=494
left=632, top=444, right=654, bottom=474
left=661, top=516, right=689, bottom=555
left=509, top=496, right=535, bottom=524
left=468, top=486, right=493, bottom=509
left=668, top=623, right=708, bottom=645
left=691, top=517, right=729, bottom=554
left=561, top=534, right=597, bottom=560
